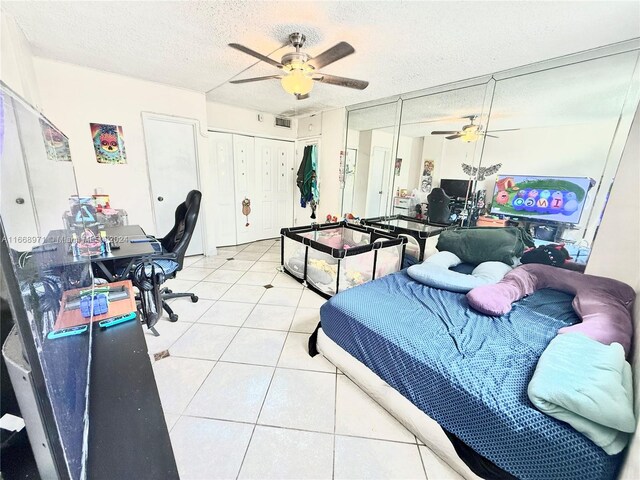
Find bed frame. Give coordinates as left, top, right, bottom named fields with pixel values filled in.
left=317, top=328, right=482, bottom=479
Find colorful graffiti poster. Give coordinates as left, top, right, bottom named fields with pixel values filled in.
left=90, top=123, right=127, bottom=164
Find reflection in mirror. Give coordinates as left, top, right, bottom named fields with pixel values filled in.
left=1, top=82, right=93, bottom=479
left=343, top=102, right=400, bottom=218
left=393, top=82, right=493, bottom=225
left=2, top=86, right=78, bottom=248
left=479, top=49, right=640, bottom=264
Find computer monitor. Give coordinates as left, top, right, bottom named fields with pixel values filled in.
left=489, top=174, right=593, bottom=225
left=439, top=179, right=472, bottom=199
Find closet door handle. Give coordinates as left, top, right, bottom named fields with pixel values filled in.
left=157, top=196, right=164, bottom=202
left=15, top=197, right=25, bottom=205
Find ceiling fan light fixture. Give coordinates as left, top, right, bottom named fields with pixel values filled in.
left=281, top=69, right=314, bottom=96
left=461, top=125, right=480, bottom=142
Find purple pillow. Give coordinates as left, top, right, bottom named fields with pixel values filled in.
left=466, top=264, right=635, bottom=356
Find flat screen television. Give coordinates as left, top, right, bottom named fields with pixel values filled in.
left=439, top=179, right=472, bottom=199
left=489, top=174, right=593, bottom=224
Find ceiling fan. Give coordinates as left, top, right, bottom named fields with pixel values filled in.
left=431, top=115, right=498, bottom=142
left=228, top=33, right=369, bottom=100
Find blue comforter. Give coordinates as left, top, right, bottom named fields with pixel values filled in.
left=320, top=271, right=622, bottom=480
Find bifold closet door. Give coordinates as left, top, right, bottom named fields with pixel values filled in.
left=144, top=115, right=204, bottom=255
left=232, top=134, right=256, bottom=245
left=208, top=132, right=237, bottom=247
left=254, top=138, right=295, bottom=240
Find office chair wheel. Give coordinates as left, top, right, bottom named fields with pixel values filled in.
left=169, top=313, right=179, bottom=322
left=191, top=295, right=199, bottom=303
left=165, top=288, right=173, bottom=294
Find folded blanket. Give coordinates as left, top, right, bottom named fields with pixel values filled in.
left=528, top=333, right=635, bottom=455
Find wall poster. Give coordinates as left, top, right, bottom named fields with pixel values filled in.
left=90, top=123, right=127, bottom=164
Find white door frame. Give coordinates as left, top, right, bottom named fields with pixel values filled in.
left=141, top=112, right=207, bottom=253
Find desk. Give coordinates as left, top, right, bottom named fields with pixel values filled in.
left=87, top=317, right=178, bottom=479
left=43, top=225, right=156, bottom=281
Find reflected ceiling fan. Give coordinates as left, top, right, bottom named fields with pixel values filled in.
left=431, top=115, right=498, bottom=142
left=228, top=33, right=369, bottom=100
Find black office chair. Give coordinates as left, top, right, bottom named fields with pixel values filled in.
left=130, top=190, right=202, bottom=326
left=426, top=188, right=453, bottom=226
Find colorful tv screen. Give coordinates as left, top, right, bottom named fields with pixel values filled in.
left=489, top=175, right=593, bottom=224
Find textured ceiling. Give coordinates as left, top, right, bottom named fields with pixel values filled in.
left=3, top=1, right=640, bottom=117
left=348, top=49, right=640, bottom=135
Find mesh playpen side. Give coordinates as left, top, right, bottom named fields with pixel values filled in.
left=280, top=221, right=407, bottom=298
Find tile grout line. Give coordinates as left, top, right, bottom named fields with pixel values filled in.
left=176, top=412, right=419, bottom=445
left=417, top=443, right=429, bottom=480
left=167, top=253, right=273, bottom=422
left=234, top=287, right=296, bottom=480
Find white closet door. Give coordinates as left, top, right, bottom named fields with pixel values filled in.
left=143, top=115, right=204, bottom=255
left=232, top=134, right=256, bottom=245
left=0, top=95, right=39, bottom=248
left=254, top=138, right=295, bottom=240
left=208, top=132, right=237, bottom=247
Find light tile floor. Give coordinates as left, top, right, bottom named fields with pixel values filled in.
left=148, top=238, right=460, bottom=480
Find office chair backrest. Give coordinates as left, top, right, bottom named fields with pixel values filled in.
left=427, top=188, right=452, bottom=225
left=161, top=190, right=202, bottom=270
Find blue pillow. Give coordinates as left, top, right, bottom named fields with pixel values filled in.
left=407, top=251, right=512, bottom=293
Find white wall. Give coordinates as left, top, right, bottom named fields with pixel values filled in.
left=32, top=58, right=216, bottom=253
left=316, top=108, right=347, bottom=218
left=207, top=102, right=297, bottom=139
left=0, top=13, right=40, bottom=108
left=298, top=114, right=322, bottom=138
left=586, top=107, right=639, bottom=479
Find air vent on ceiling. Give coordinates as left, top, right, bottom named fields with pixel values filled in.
left=274, top=117, right=292, bottom=129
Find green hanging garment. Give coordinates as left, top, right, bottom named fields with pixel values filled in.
left=296, top=145, right=319, bottom=219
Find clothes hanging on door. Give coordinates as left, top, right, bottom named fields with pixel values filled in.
left=296, top=144, right=319, bottom=219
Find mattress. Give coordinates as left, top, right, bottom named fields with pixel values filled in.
left=320, top=271, right=622, bottom=480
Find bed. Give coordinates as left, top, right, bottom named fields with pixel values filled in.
left=315, top=271, right=623, bottom=480
left=280, top=221, right=406, bottom=297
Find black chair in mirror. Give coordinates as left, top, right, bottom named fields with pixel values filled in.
left=426, top=188, right=454, bottom=226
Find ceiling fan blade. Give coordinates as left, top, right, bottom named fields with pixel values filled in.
left=229, top=75, right=282, bottom=84
left=313, top=73, right=368, bottom=90
left=446, top=134, right=463, bottom=140
left=484, top=134, right=499, bottom=138
left=228, top=43, right=283, bottom=68
left=487, top=128, right=520, bottom=133
left=308, top=42, right=355, bottom=70
left=296, top=94, right=310, bottom=100
left=431, top=131, right=459, bottom=135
